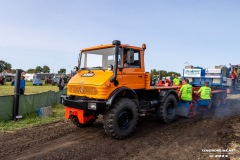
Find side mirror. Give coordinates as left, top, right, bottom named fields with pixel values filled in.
left=74, top=66, right=79, bottom=72
left=127, top=50, right=134, bottom=63
left=108, top=64, right=113, bottom=71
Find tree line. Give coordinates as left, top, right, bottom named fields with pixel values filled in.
left=0, top=60, right=66, bottom=74
left=150, top=69, right=181, bottom=78
left=1, top=60, right=181, bottom=76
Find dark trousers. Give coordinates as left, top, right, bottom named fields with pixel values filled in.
left=20, top=89, right=24, bottom=95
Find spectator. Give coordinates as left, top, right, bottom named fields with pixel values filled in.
left=230, top=71, right=236, bottom=89
left=173, top=75, right=181, bottom=86
left=58, top=74, right=65, bottom=91
left=11, top=79, right=15, bottom=86
left=20, top=76, right=25, bottom=94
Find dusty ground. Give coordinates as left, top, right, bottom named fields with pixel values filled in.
left=0, top=95, right=240, bottom=160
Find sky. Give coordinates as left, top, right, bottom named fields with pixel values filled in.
left=0, top=0, right=240, bottom=74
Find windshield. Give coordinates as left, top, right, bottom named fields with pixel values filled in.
left=79, top=47, right=122, bottom=70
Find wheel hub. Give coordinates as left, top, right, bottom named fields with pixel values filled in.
left=118, top=110, right=132, bottom=130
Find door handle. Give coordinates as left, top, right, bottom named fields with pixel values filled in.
left=138, top=76, right=143, bottom=78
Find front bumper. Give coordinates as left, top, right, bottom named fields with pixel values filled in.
left=64, top=98, right=107, bottom=111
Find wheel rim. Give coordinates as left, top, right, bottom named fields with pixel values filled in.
left=166, top=103, right=174, bottom=118
left=118, top=109, right=133, bottom=130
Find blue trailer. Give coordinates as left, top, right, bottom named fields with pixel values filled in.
left=176, top=65, right=229, bottom=118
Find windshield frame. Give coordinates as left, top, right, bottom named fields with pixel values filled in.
left=78, top=47, right=123, bottom=70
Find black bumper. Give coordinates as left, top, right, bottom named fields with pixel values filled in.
left=64, top=99, right=107, bottom=111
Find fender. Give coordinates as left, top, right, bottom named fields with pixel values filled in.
left=106, top=87, right=139, bottom=108
left=159, top=89, right=179, bottom=103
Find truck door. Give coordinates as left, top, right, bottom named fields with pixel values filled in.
left=121, top=48, right=145, bottom=89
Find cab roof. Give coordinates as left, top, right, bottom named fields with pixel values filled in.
left=81, top=44, right=144, bottom=52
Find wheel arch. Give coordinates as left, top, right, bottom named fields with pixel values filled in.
left=159, top=89, right=179, bottom=103
left=106, top=87, right=139, bottom=108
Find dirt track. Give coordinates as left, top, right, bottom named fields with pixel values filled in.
left=0, top=95, right=240, bottom=160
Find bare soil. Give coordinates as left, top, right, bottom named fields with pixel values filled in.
left=0, top=95, right=240, bottom=160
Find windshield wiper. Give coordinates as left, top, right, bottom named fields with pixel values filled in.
left=92, top=66, right=105, bottom=72
left=80, top=67, right=92, bottom=73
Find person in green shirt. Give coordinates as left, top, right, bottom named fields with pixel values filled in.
left=195, top=81, right=211, bottom=109
left=197, top=81, right=211, bottom=100
left=178, top=79, right=192, bottom=102
left=173, top=75, right=181, bottom=86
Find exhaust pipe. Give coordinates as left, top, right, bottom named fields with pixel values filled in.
left=110, top=40, right=121, bottom=83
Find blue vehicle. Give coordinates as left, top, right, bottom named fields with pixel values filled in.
left=33, top=77, right=42, bottom=85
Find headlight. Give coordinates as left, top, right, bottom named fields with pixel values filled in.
left=88, top=103, right=97, bottom=110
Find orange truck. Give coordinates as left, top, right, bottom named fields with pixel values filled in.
left=62, top=40, right=181, bottom=139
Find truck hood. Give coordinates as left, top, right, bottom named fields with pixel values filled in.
left=68, top=70, right=113, bottom=86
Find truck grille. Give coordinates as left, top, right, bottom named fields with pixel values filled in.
left=68, top=86, right=98, bottom=95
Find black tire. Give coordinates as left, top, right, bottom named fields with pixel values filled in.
left=157, top=94, right=177, bottom=123
left=103, top=98, right=138, bottom=140
left=220, top=93, right=227, bottom=106
left=212, top=93, right=221, bottom=108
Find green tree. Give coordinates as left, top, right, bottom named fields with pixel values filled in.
left=159, top=70, right=167, bottom=78
left=150, top=69, right=181, bottom=80
left=26, top=68, right=36, bottom=73
left=150, top=69, right=158, bottom=76
left=35, top=66, right=42, bottom=73
left=42, top=65, right=50, bottom=73
left=0, top=60, right=12, bottom=72
left=167, top=71, right=181, bottom=77
left=58, top=68, right=66, bottom=74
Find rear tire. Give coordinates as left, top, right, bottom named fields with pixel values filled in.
left=220, top=93, right=227, bottom=106
left=103, top=98, right=138, bottom=140
left=212, top=94, right=221, bottom=108
left=157, top=94, right=177, bottom=123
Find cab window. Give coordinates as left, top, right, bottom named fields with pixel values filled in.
left=123, top=48, right=140, bottom=68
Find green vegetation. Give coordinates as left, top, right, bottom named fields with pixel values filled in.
left=0, top=104, right=65, bottom=132
left=0, top=82, right=59, bottom=96
left=150, top=69, right=181, bottom=77
left=0, top=82, right=66, bottom=132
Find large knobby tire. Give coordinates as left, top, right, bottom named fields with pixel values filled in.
left=157, top=94, right=177, bottom=124
left=103, top=98, right=138, bottom=140
left=220, top=93, right=227, bottom=106
left=212, top=94, right=221, bottom=108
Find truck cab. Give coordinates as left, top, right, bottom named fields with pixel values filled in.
left=63, top=40, right=179, bottom=139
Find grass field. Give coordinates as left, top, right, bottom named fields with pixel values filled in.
left=0, top=81, right=60, bottom=96
left=0, top=104, right=65, bottom=132
left=0, top=82, right=66, bottom=132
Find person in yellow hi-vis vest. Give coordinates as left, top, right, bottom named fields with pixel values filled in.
left=173, top=75, right=181, bottom=86
left=178, top=79, right=192, bottom=103
left=197, top=81, right=211, bottom=100
left=195, top=81, right=211, bottom=109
